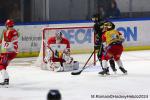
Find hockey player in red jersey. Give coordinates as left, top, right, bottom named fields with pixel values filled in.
left=0, top=19, right=19, bottom=86
left=44, top=32, right=79, bottom=72
left=99, top=22, right=127, bottom=75
left=47, top=32, right=70, bottom=62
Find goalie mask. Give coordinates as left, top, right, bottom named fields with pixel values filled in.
left=56, top=32, right=63, bottom=43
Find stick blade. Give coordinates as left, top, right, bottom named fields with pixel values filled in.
left=71, top=70, right=82, bottom=75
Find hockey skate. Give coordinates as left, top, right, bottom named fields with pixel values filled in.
left=112, top=68, right=117, bottom=74
left=119, top=67, right=127, bottom=74
left=109, top=59, right=117, bottom=74
left=0, top=79, right=9, bottom=88
left=98, top=68, right=110, bottom=75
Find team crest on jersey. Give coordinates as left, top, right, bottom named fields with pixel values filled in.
left=50, top=44, right=67, bottom=52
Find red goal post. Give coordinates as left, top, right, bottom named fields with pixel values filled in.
left=42, top=26, right=96, bottom=66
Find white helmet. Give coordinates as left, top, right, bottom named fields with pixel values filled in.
left=56, top=32, right=62, bottom=38
left=56, top=32, right=63, bottom=43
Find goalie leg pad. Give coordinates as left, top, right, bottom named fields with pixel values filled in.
left=42, top=62, right=63, bottom=72
left=44, top=49, right=52, bottom=63
left=63, top=63, right=74, bottom=71
left=63, top=61, right=79, bottom=71
left=51, top=62, right=64, bottom=72
left=73, top=61, right=79, bottom=70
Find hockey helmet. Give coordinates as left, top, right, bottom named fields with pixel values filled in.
left=47, top=89, right=61, bottom=100
left=5, top=19, right=14, bottom=27
left=56, top=32, right=63, bottom=41
left=56, top=32, right=62, bottom=37
left=92, top=14, right=101, bottom=19
left=92, top=13, right=102, bottom=22
left=103, top=22, right=112, bottom=29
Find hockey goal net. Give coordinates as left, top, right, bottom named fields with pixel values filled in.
left=34, top=26, right=96, bottom=69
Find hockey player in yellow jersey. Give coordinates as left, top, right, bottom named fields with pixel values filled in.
left=104, top=29, right=124, bottom=46
left=99, top=22, right=127, bottom=75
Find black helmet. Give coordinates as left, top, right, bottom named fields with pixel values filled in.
left=92, top=14, right=100, bottom=18
left=103, top=22, right=112, bottom=28
left=103, top=21, right=115, bottom=30
left=47, top=89, right=61, bottom=100
left=92, top=13, right=102, bottom=22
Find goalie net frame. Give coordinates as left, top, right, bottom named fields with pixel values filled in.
left=35, top=26, right=96, bottom=69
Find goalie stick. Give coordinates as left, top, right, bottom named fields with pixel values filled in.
left=71, top=51, right=95, bottom=75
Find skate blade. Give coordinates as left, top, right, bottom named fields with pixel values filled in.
left=99, top=74, right=109, bottom=77
left=123, top=72, right=128, bottom=75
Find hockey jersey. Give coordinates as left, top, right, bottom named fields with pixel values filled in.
left=47, top=36, right=70, bottom=62
left=102, top=30, right=123, bottom=46
left=47, top=37, right=70, bottom=48
left=0, top=29, right=19, bottom=53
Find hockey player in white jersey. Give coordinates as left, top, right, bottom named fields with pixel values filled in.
left=44, top=32, right=79, bottom=72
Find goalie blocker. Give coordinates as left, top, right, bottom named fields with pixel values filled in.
left=43, top=32, right=79, bottom=72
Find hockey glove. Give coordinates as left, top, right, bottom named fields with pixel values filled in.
left=94, top=45, right=101, bottom=50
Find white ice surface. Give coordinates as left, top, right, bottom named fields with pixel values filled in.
left=0, top=50, right=150, bottom=100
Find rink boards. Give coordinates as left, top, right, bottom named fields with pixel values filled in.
left=0, top=18, right=150, bottom=57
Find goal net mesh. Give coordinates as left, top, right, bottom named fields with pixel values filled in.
left=34, top=26, right=96, bottom=69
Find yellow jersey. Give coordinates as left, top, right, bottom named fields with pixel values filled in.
left=103, top=30, right=123, bottom=45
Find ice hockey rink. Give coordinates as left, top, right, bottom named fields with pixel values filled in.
left=0, top=50, right=150, bottom=100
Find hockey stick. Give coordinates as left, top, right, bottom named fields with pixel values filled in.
left=71, top=50, right=95, bottom=75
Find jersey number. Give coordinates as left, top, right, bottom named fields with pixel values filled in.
left=4, top=42, right=9, bottom=48
left=4, top=42, right=18, bottom=49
